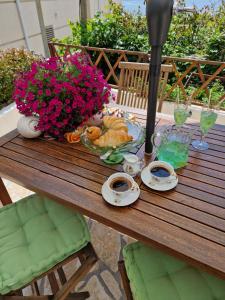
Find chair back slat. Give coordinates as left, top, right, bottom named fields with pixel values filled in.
left=117, top=62, right=173, bottom=112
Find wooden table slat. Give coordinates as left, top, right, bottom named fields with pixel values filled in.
left=189, top=150, right=225, bottom=166
left=188, top=156, right=225, bottom=173
left=139, top=189, right=225, bottom=223
left=190, top=129, right=225, bottom=144
left=0, top=129, right=19, bottom=146
left=177, top=168, right=225, bottom=187
left=135, top=200, right=225, bottom=246
left=184, top=163, right=225, bottom=180
left=12, top=137, right=121, bottom=172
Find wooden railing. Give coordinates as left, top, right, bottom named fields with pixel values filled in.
left=49, top=42, right=225, bottom=106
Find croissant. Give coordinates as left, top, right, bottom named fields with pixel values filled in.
left=103, top=116, right=128, bottom=132
left=93, top=129, right=133, bottom=148
left=110, top=122, right=128, bottom=132
left=86, top=126, right=102, bottom=141
left=103, top=116, right=121, bottom=128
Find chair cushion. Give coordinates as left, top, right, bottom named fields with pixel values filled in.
left=123, top=242, right=225, bottom=300
left=0, top=194, right=90, bottom=295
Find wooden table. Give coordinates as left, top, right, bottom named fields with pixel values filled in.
left=0, top=111, right=225, bottom=280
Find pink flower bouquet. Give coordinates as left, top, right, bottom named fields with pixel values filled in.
left=13, top=53, right=111, bottom=139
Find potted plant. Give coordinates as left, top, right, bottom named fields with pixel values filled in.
left=13, top=53, right=111, bottom=140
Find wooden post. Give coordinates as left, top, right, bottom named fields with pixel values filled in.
left=79, top=0, right=90, bottom=45
left=35, top=0, right=50, bottom=57
left=80, top=0, right=89, bottom=22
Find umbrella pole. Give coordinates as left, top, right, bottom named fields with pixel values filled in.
left=145, top=45, right=162, bottom=154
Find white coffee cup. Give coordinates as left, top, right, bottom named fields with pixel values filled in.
left=107, top=172, right=138, bottom=199
left=147, top=161, right=177, bottom=184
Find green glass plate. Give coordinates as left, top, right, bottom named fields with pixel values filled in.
left=103, top=152, right=124, bottom=165
left=81, top=119, right=145, bottom=159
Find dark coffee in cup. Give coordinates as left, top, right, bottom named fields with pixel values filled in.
left=110, top=177, right=132, bottom=192
left=150, top=166, right=171, bottom=178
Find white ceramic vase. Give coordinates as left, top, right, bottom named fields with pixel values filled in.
left=17, top=116, right=42, bottom=138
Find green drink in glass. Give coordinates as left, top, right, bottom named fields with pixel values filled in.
left=200, top=111, right=217, bottom=134
left=173, top=87, right=192, bottom=127
left=152, top=127, right=193, bottom=169
left=157, top=140, right=189, bottom=169
left=174, top=107, right=190, bottom=126
left=192, top=110, right=218, bottom=151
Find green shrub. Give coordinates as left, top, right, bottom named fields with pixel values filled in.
left=0, top=48, right=41, bottom=110
left=57, top=0, right=225, bottom=108
left=58, top=0, right=225, bottom=60
left=165, top=80, right=225, bottom=109
left=59, top=0, right=149, bottom=52
left=206, top=32, right=225, bottom=62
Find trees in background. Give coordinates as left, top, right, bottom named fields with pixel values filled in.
left=59, top=0, right=225, bottom=61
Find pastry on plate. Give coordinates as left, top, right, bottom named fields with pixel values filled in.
left=86, top=126, right=102, bottom=141
left=103, top=116, right=128, bottom=132
left=93, top=129, right=133, bottom=148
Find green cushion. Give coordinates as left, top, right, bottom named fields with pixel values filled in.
left=0, top=194, right=90, bottom=295
left=123, top=242, right=225, bottom=300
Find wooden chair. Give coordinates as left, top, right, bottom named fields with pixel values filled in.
left=119, top=242, right=225, bottom=300
left=0, top=194, right=98, bottom=300
left=117, top=62, right=173, bottom=112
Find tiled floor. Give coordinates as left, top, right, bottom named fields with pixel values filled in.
left=4, top=179, right=133, bottom=300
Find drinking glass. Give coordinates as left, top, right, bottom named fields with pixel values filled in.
left=174, top=88, right=192, bottom=127
left=174, top=104, right=192, bottom=127
left=192, top=108, right=218, bottom=150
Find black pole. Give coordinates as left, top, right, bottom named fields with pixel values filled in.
left=145, top=46, right=162, bottom=153
left=145, top=0, right=174, bottom=154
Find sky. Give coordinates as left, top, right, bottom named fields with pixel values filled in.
left=185, top=0, right=221, bottom=7
left=123, top=0, right=222, bottom=13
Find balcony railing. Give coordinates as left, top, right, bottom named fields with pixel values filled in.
left=49, top=42, right=225, bottom=107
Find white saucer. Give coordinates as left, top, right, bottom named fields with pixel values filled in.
left=101, top=181, right=140, bottom=207
left=141, top=167, right=178, bottom=191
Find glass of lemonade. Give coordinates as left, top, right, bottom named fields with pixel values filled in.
left=174, top=89, right=192, bottom=127
left=174, top=104, right=192, bottom=127
left=192, top=108, right=218, bottom=151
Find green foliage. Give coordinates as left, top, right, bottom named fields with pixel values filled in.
left=59, top=0, right=225, bottom=60
left=57, top=0, right=225, bottom=108
left=59, top=0, right=149, bottom=52
left=0, top=48, right=41, bottom=110
left=205, top=32, right=225, bottom=62
left=165, top=80, right=225, bottom=109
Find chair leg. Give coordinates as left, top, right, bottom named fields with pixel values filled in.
left=53, top=243, right=97, bottom=300
left=118, top=261, right=133, bottom=300
left=48, top=273, right=60, bottom=294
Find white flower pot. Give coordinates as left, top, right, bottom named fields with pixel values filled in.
left=17, top=116, right=42, bottom=138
